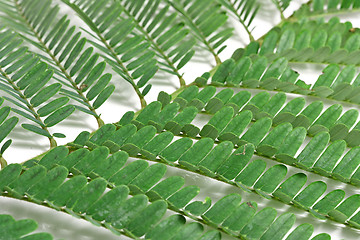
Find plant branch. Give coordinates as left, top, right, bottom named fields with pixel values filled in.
left=96, top=34, right=147, bottom=109
left=0, top=194, right=133, bottom=239
left=13, top=0, right=104, bottom=127
left=105, top=150, right=346, bottom=229
left=272, top=0, right=286, bottom=20
left=0, top=67, right=55, bottom=148
left=224, top=0, right=255, bottom=41
left=165, top=0, right=222, bottom=65
left=119, top=5, right=187, bottom=87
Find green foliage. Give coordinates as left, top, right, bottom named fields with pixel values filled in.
left=0, top=0, right=360, bottom=239
left=214, top=0, right=260, bottom=41
left=0, top=146, right=328, bottom=239
left=65, top=104, right=360, bottom=226
left=0, top=0, right=115, bottom=126
left=164, top=0, right=234, bottom=64
left=294, top=0, right=360, bottom=18
left=0, top=30, right=74, bottom=146
left=0, top=214, right=53, bottom=239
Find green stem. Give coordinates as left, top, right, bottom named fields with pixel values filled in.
left=170, top=83, right=196, bottom=99
left=49, top=138, right=57, bottom=148
left=272, top=0, right=286, bottom=20
left=0, top=156, right=7, bottom=169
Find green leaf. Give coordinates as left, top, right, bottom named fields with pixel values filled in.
left=212, top=59, right=235, bottom=83
left=296, top=132, right=330, bottom=170
left=216, top=143, right=255, bottom=180
left=147, top=176, right=185, bottom=201
left=178, top=138, right=214, bottom=170
left=92, top=85, right=115, bottom=109
left=30, top=83, right=61, bottom=107
left=70, top=47, right=94, bottom=76
left=58, top=148, right=89, bottom=170
left=64, top=38, right=87, bottom=69
left=28, top=166, right=68, bottom=201
left=328, top=195, right=360, bottom=223
left=235, top=159, right=266, bottom=188
left=260, top=213, right=296, bottom=240
left=312, top=140, right=346, bottom=176
left=44, top=105, right=75, bottom=127
left=141, top=132, right=174, bottom=160
left=0, top=215, right=53, bottom=239
left=171, top=222, right=203, bottom=240
left=48, top=175, right=88, bottom=207
left=0, top=117, right=18, bottom=143
left=203, top=193, right=242, bottom=225
left=53, top=133, right=66, bottom=138
left=240, top=207, right=277, bottom=239
left=313, top=190, right=345, bottom=216
left=159, top=137, right=193, bottom=163
left=24, top=70, right=53, bottom=98
left=38, top=146, right=69, bottom=170
left=22, top=124, right=51, bottom=138
left=185, top=197, right=211, bottom=216
left=125, top=200, right=167, bottom=237
left=198, top=141, right=233, bottom=176
left=167, top=185, right=199, bottom=209
left=108, top=194, right=148, bottom=229
left=273, top=173, right=307, bottom=204
left=240, top=117, right=272, bottom=146
left=71, top=178, right=107, bottom=213
left=0, top=139, right=12, bottom=154
left=0, top=164, right=22, bottom=191
left=129, top=163, right=167, bottom=194
left=257, top=123, right=292, bottom=157
left=9, top=165, right=47, bottom=197
left=293, top=181, right=327, bottom=210
left=145, top=215, right=186, bottom=240
left=222, top=201, right=257, bottom=232
left=73, top=146, right=109, bottom=175
left=254, top=164, right=287, bottom=196
left=285, top=224, right=313, bottom=240
left=109, top=160, right=148, bottom=186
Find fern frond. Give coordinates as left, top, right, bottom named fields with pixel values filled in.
left=7, top=146, right=329, bottom=239
left=116, top=0, right=195, bottom=87
left=62, top=0, right=159, bottom=108
left=244, top=17, right=360, bottom=66
left=165, top=0, right=233, bottom=65
left=293, top=0, right=360, bottom=19
left=271, top=0, right=291, bottom=19
left=0, top=30, right=75, bottom=147
left=115, top=0, right=196, bottom=86
left=0, top=214, right=53, bottom=239
left=0, top=97, right=18, bottom=168
left=64, top=103, right=360, bottom=229
left=168, top=86, right=360, bottom=184
left=210, top=54, right=360, bottom=112
left=216, top=0, right=260, bottom=41
left=172, top=85, right=360, bottom=148
left=0, top=0, right=115, bottom=126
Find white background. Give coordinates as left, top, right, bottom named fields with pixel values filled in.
left=1, top=0, right=360, bottom=239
